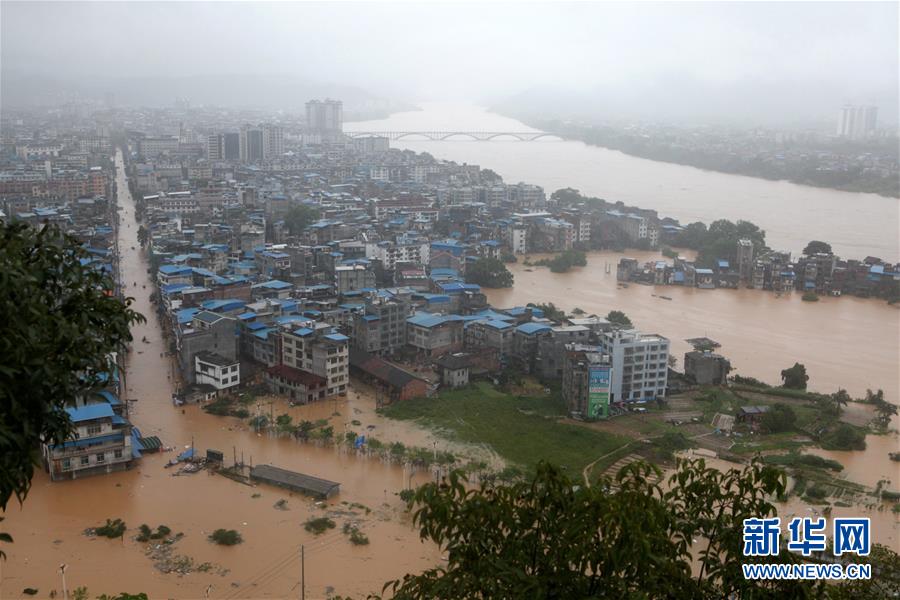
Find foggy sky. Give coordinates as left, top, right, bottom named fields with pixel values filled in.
left=2, top=1, right=897, bottom=123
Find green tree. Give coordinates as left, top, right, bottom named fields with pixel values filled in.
left=803, top=240, right=832, bottom=256
left=874, top=401, right=898, bottom=427
left=831, top=389, right=851, bottom=414
left=464, top=257, right=514, bottom=288
left=549, top=187, right=583, bottom=206
left=0, top=223, right=144, bottom=513
left=284, top=204, right=320, bottom=235
left=136, top=225, right=148, bottom=247
left=275, top=413, right=294, bottom=434
left=607, top=310, right=633, bottom=328
left=386, top=459, right=824, bottom=599
left=527, top=302, right=565, bottom=322
left=761, top=404, right=797, bottom=433
left=821, top=424, right=867, bottom=451
left=780, top=362, right=809, bottom=390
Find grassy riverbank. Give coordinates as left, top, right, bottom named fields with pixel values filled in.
left=379, top=382, right=629, bottom=474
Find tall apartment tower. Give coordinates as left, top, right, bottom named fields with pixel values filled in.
left=223, top=132, right=240, bottom=160
left=239, top=126, right=264, bottom=163
left=838, top=105, right=878, bottom=140
left=737, top=238, right=754, bottom=284
left=261, top=124, right=284, bottom=159
left=207, top=134, right=224, bottom=160
left=305, top=99, right=343, bottom=134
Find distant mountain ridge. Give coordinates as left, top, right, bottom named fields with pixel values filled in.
left=493, top=78, right=899, bottom=128
left=1, top=71, right=412, bottom=114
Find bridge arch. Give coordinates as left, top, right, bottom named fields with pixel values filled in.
left=528, top=133, right=563, bottom=141
left=394, top=132, right=437, bottom=141
left=438, top=132, right=481, bottom=141
left=484, top=133, right=526, bottom=141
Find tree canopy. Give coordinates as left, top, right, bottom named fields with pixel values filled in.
left=0, top=222, right=144, bottom=511
left=761, top=403, right=797, bottom=433
left=780, top=362, right=809, bottom=390
left=803, top=240, right=832, bottom=256
left=607, top=310, right=633, bottom=328
left=386, top=459, right=834, bottom=599
left=464, top=257, right=514, bottom=288
left=283, top=204, right=320, bottom=235
left=672, top=219, right=767, bottom=268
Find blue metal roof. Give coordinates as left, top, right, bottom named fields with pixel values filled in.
left=480, top=319, right=514, bottom=330
left=253, top=280, right=292, bottom=290
left=252, top=328, right=275, bottom=340
left=516, top=322, right=552, bottom=335
left=176, top=307, right=200, bottom=324
left=324, top=333, right=349, bottom=342
left=437, top=282, right=481, bottom=293
left=65, top=403, right=114, bottom=422
left=201, top=299, right=245, bottom=312
left=94, top=390, right=121, bottom=405
left=159, top=265, right=193, bottom=275
left=54, top=432, right=124, bottom=450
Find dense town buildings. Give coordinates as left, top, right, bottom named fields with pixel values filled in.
left=2, top=97, right=898, bottom=486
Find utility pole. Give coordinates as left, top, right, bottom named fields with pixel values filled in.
left=59, top=563, right=68, bottom=600
left=300, top=545, right=305, bottom=600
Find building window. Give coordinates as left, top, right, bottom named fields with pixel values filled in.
left=87, top=424, right=102, bottom=435
left=62, top=458, right=71, bottom=470
left=80, top=456, right=90, bottom=466
left=96, top=452, right=105, bottom=463
left=114, top=449, right=123, bottom=459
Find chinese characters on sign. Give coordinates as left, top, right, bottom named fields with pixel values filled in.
left=742, top=517, right=871, bottom=557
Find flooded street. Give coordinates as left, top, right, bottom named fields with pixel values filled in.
left=1, top=152, right=444, bottom=599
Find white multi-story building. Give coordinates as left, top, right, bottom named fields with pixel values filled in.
left=138, top=137, right=180, bottom=157
left=599, top=329, right=669, bottom=403
left=508, top=225, right=528, bottom=254
left=194, top=351, right=241, bottom=391
left=838, top=105, right=878, bottom=140
left=367, top=241, right=430, bottom=270
left=369, top=166, right=390, bottom=182
left=42, top=403, right=135, bottom=481
left=261, top=124, right=284, bottom=159
left=281, top=326, right=349, bottom=397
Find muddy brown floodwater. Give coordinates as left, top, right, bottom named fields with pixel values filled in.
left=486, top=256, right=900, bottom=546
left=1, top=152, right=444, bottom=599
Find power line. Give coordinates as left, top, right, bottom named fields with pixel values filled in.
left=222, top=528, right=350, bottom=599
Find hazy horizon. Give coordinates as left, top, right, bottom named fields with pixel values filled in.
left=2, top=1, right=898, bottom=125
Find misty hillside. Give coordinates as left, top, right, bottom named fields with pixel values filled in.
left=0, top=71, right=410, bottom=115
left=495, top=78, right=900, bottom=127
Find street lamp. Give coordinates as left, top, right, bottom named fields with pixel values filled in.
left=59, top=563, right=68, bottom=600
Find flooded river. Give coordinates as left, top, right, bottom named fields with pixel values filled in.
left=1, top=151, right=443, bottom=599
left=486, top=252, right=900, bottom=401
left=349, top=103, right=900, bottom=262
